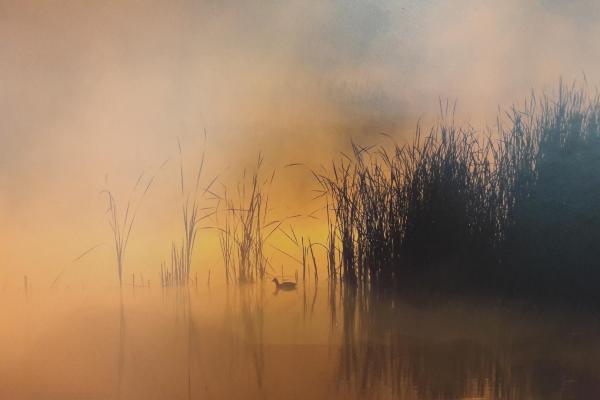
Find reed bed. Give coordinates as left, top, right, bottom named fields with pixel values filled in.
left=319, top=83, right=600, bottom=302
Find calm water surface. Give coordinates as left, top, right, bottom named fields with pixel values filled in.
left=2, top=283, right=600, bottom=399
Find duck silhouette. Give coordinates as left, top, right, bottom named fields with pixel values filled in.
left=272, top=277, right=297, bottom=291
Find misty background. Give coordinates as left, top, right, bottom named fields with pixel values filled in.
left=1, top=0, right=600, bottom=285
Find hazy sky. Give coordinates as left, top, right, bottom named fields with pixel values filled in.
left=2, top=0, right=600, bottom=285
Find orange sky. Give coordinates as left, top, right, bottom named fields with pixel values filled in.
left=2, top=0, right=600, bottom=286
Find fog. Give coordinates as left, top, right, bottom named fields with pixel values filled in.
left=1, top=0, right=600, bottom=285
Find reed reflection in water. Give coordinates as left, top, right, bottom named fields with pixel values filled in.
left=334, top=286, right=600, bottom=399
left=2, top=283, right=600, bottom=399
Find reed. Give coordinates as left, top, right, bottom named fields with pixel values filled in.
left=161, top=140, right=217, bottom=287
left=326, top=203, right=338, bottom=281
left=219, top=154, right=276, bottom=283
left=320, top=82, right=600, bottom=302
left=102, top=166, right=161, bottom=286
left=497, top=83, right=600, bottom=300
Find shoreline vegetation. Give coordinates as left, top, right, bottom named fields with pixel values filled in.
left=94, top=82, right=600, bottom=307
left=321, top=82, right=600, bottom=306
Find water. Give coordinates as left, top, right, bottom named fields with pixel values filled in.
left=3, top=283, right=600, bottom=399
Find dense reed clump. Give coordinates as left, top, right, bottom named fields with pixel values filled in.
left=498, top=85, right=600, bottom=300
left=318, top=120, right=497, bottom=289
left=320, top=83, right=600, bottom=302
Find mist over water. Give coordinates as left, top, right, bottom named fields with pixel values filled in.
left=3, top=2, right=600, bottom=398
left=3, top=284, right=600, bottom=399
left=2, top=0, right=600, bottom=284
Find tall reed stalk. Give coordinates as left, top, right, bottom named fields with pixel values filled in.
left=161, top=140, right=217, bottom=287
left=103, top=167, right=161, bottom=286
left=219, top=154, right=278, bottom=283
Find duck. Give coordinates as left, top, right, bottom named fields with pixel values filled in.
left=272, top=277, right=297, bottom=290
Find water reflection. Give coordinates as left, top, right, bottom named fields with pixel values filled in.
left=117, top=288, right=125, bottom=400
left=236, top=285, right=266, bottom=389
left=2, top=284, right=600, bottom=399
left=335, top=286, right=600, bottom=399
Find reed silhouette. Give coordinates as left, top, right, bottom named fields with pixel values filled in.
left=333, top=286, right=600, bottom=399
left=218, top=154, right=277, bottom=284
left=102, top=162, right=165, bottom=287
left=161, top=139, right=217, bottom=287
left=319, top=82, right=600, bottom=304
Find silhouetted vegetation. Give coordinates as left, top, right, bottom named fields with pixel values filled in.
left=161, top=140, right=216, bottom=287
left=219, top=154, right=277, bottom=283
left=102, top=166, right=162, bottom=287
left=320, top=83, right=600, bottom=304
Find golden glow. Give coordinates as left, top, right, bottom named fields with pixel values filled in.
left=2, top=0, right=600, bottom=286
